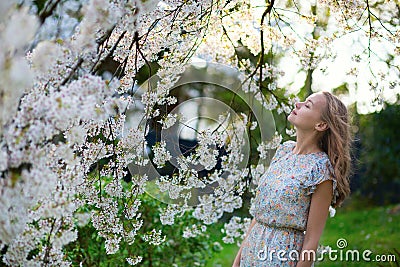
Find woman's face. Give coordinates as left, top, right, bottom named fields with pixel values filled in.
left=288, top=92, right=327, bottom=131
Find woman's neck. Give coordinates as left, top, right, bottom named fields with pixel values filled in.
left=293, top=131, right=322, bottom=155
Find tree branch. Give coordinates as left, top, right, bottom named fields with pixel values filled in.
left=39, top=0, right=62, bottom=24
left=60, top=57, right=84, bottom=86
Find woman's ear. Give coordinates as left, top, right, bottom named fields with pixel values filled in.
left=315, top=121, right=329, bottom=132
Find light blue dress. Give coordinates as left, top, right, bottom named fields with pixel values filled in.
left=240, top=141, right=337, bottom=266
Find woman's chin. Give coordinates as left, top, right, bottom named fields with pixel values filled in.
left=287, top=114, right=295, bottom=124
left=287, top=117, right=298, bottom=129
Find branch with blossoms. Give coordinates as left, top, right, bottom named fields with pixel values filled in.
left=0, top=0, right=399, bottom=265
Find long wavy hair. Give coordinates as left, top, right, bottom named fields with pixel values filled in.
left=319, top=92, right=352, bottom=208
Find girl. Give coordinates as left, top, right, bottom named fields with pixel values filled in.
left=233, top=91, right=352, bottom=267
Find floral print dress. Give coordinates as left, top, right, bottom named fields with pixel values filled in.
left=240, top=141, right=338, bottom=267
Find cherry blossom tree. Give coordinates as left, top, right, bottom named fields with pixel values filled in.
left=0, top=0, right=399, bottom=265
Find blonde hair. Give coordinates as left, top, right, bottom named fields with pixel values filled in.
left=319, top=92, right=352, bottom=208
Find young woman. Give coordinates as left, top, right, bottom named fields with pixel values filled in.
left=233, top=91, right=352, bottom=267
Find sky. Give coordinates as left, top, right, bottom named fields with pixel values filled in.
left=251, top=0, right=400, bottom=114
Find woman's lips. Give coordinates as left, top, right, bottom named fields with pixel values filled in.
left=291, top=110, right=297, bottom=115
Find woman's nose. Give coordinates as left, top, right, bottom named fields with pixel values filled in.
left=296, top=101, right=306, bottom=109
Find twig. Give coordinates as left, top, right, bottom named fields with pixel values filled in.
left=39, top=0, right=62, bottom=24
left=60, top=57, right=84, bottom=86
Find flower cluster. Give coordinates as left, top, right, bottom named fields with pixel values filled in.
left=182, top=224, right=207, bottom=238
left=143, top=229, right=166, bottom=246
left=152, top=141, right=172, bottom=168
left=0, top=0, right=398, bottom=265
left=221, top=216, right=252, bottom=246
left=257, top=132, right=283, bottom=159
left=126, top=256, right=143, bottom=266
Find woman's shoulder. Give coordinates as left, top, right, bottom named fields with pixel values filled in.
left=280, top=140, right=296, bottom=151
left=271, top=140, right=295, bottom=161
left=279, top=140, right=296, bottom=154
left=311, top=153, right=335, bottom=180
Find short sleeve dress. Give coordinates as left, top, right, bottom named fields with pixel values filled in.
left=240, top=140, right=338, bottom=267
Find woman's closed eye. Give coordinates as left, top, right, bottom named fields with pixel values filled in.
left=304, top=99, right=312, bottom=108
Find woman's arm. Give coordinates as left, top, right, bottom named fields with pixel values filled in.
left=232, top=218, right=257, bottom=267
left=296, top=180, right=333, bottom=267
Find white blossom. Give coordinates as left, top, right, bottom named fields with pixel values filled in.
left=126, top=256, right=143, bottom=266
left=257, top=132, right=282, bottom=159
left=143, top=229, right=166, bottom=245
left=0, top=146, right=7, bottom=171
left=105, top=236, right=121, bottom=254
left=74, top=212, right=91, bottom=227
left=158, top=113, right=177, bottom=129
left=152, top=141, right=172, bottom=168
left=221, top=216, right=251, bottom=246
left=250, top=121, right=258, bottom=130
left=329, top=206, right=336, bottom=218
left=65, top=125, right=87, bottom=146
left=31, top=41, right=63, bottom=73
left=159, top=204, right=185, bottom=225
left=182, top=224, right=207, bottom=238
left=2, top=7, right=38, bottom=50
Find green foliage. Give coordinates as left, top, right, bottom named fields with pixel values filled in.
left=317, top=204, right=400, bottom=266
left=332, top=83, right=349, bottom=96
left=65, top=193, right=222, bottom=266
left=33, top=0, right=47, bottom=13
left=356, top=101, right=400, bottom=205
